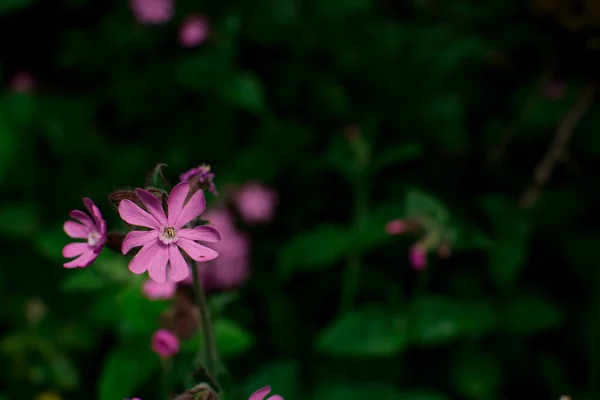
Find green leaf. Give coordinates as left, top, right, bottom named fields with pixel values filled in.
left=61, top=268, right=112, bottom=292
left=175, top=54, right=231, bottom=92
left=49, top=353, right=79, bottom=389
left=221, top=72, right=265, bottom=112
left=0, top=0, right=38, bottom=13
left=35, top=226, right=67, bottom=262
left=451, top=349, right=501, bottom=399
left=117, top=283, right=170, bottom=336
left=500, top=293, right=563, bottom=334
left=215, top=318, right=254, bottom=357
left=144, top=163, right=171, bottom=190
left=97, top=340, right=160, bottom=400
left=0, top=202, right=39, bottom=238
left=411, top=295, right=496, bottom=346
left=370, top=142, right=423, bottom=172
left=405, top=189, right=449, bottom=224
left=242, top=360, right=300, bottom=400
left=278, top=224, right=349, bottom=278
left=315, top=305, right=408, bottom=357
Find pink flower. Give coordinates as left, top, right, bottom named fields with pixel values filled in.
left=151, top=329, right=179, bottom=358
left=119, top=181, right=221, bottom=283
left=249, top=386, right=283, bottom=400
left=142, top=279, right=176, bottom=300
left=385, top=219, right=407, bottom=236
left=185, top=208, right=250, bottom=291
left=409, top=244, right=427, bottom=271
left=62, top=198, right=107, bottom=268
left=178, top=14, right=210, bottom=48
left=130, top=0, right=173, bottom=24
left=10, top=71, right=35, bottom=93
left=233, top=181, right=278, bottom=225
left=180, top=164, right=218, bottom=196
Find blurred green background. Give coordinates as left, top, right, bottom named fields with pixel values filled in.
left=2, top=0, right=600, bottom=399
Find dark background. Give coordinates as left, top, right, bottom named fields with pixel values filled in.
left=1, top=0, right=599, bottom=399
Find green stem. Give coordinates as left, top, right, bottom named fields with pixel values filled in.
left=191, top=261, right=220, bottom=386
left=160, top=358, right=171, bottom=400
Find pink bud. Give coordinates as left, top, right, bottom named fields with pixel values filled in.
left=385, top=219, right=407, bottom=236
left=142, top=279, right=176, bottom=300
left=151, top=329, right=179, bottom=358
left=409, top=244, right=427, bottom=271
left=178, top=14, right=210, bottom=48
left=10, top=71, right=35, bottom=93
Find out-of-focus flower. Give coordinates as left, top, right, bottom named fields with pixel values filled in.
left=385, top=219, right=407, bottom=236
left=180, top=164, right=218, bottom=196
left=249, top=386, right=283, bottom=400
left=130, top=0, right=173, bottom=24
left=409, top=243, right=427, bottom=271
left=142, top=279, right=176, bottom=299
left=10, top=71, right=35, bottom=93
left=233, top=181, right=278, bottom=224
left=178, top=14, right=210, bottom=47
left=188, top=207, right=250, bottom=291
left=119, top=182, right=221, bottom=283
left=63, top=198, right=107, bottom=268
left=151, top=329, right=179, bottom=358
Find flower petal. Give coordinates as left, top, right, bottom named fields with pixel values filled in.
left=136, top=188, right=168, bottom=225
left=63, top=249, right=99, bottom=268
left=174, top=189, right=206, bottom=228
left=63, top=242, right=89, bottom=258
left=177, top=226, right=221, bottom=243
left=69, top=210, right=95, bottom=230
left=83, top=197, right=104, bottom=231
left=168, top=244, right=189, bottom=282
left=63, top=221, right=89, bottom=239
left=118, top=199, right=161, bottom=230
left=147, top=245, right=170, bottom=284
left=128, top=240, right=161, bottom=275
left=167, top=181, right=190, bottom=225
left=249, top=387, right=272, bottom=400
left=122, top=230, right=158, bottom=254
left=176, top=238, right=218, bottom=262
left=268, top=396, right=284, bottom=400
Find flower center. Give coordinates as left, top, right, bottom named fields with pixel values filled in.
left=160, top=226, right=178, bottom=244
left=87, top=231, right=101, bottom=247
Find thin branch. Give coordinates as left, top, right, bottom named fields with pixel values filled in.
left=519, top=84, right=595, bottom=208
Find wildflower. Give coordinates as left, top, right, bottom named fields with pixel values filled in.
left=178, top=14, right=210, bottom=48
left=180, top=164, right=218, bottom=196
left=63, top=198, right=107, bottom=268
left=186, top=208, right=250, bottom=291
left=233, top=181, right=278, bottom=224
left=119, top=181, right=220, bottom=283
left=409, top=243, right=427, bottom=271
left=142, top=279, right=176, bottom=300
left=130, top=0, right=173, bottom=24
left=385, top=219, right=407, bottom=236
left=10, top=71, right=35, bottom=93
left=249, top=386, right=283, bottom=400
left=151, top=329, right=179, bottom=358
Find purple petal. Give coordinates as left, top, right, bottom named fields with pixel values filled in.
left=118, top=199, right=161, bottom=230
left=128, top=240, right=161, bottom=274
left=249, top=387, right=272, bottom=400
left=83, top=198, right=104, bottom=231
left=174, top=189, right=206, bottom=228
left=168, top=244, right=189, bottom=282
left=147, top=245, right=170, bottom=284
left=167, top=181, right=190, bottom=225
left=69, top=210, right=95, bottom=230
left=63, top=242, right=89, bottom=258
left=177, top=226, right=221, bottom=243
left=122, top=230, right=158, bottom=254
left=176, top=238, right=218, bottom=262
left=63, top=221, right=89, bottom=239
left=268, top=396, right=284, bottom=400
left=63, top=249, right=99, bottom=268
left=135, top=188, right=167, bottom=225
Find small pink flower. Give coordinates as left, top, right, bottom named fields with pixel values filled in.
left=385, top=219, right=407, bottom=236
left=10, top=71, right=35, bottom=93
left=178, top=14, right=210, bottom=48
left=130, top=0, right=173, bottom=24
left=249, top=386, right=283, bottom=400
left=151, top=329, right=179, bottom=358
left=409, top=244, right=427, bottom=271
left=180, top=164, right=218, bottom=196
left=233, top=181, right=278, bottom=225
left=186, top=208, right=250, bottom=291
left=63, top=198, right=107, bottom=268
left=119, top=181, right=221, bottom=283
left=142, top=279, right=176, bottom=300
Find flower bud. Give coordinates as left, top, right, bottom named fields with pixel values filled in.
left=151, top=329, right=179, bottom=358
left=173, top=383, right=219, bottom=400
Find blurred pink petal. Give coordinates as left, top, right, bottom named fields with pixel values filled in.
left=151, top=329, right=179, bottom=358
left=248, top=386, right=283, bottom=400
left=233, top=181, right=278, bottom=225
left=385, top=219, right=407, bottom=236
left=130, top=0, right=173, bottom=24
left=10, top=71, right=35, bottom=93
left=178, top=15, right=210, bottom=48
left=409, top=244, right=427, bottom=271
left=142, top=279, right=176, bottom=300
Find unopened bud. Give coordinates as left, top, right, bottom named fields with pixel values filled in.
left=108, top=189, right=143, bottom=209
left=173, top=383, right=219, bottom=400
